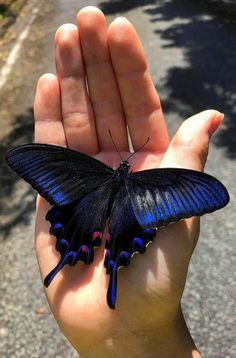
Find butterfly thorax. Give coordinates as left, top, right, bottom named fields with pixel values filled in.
left=119, top=160, right=130, bottom=172
left=114, top=160, right=130, bottom=183
left=113, top=160, right=130, bottom=183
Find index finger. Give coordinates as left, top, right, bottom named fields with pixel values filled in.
left=34, top=73, right=66, bottom=146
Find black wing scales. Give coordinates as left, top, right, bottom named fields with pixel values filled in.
left=127, top=168, right=229, bottom=228
left=6, top=144, right=114, bottom=206
left=6, top=143, right=230, bottom=310
left=104, top=186, right=156, bottom=309
left=44, top=181, right=113, bottom=286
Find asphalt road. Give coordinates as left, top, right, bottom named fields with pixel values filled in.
left=0, top=1, right=235, bottom=357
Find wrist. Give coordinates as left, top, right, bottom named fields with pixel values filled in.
left=73, top=308, right=201, bottom=358
left=142, top=308, right=201, bottom=358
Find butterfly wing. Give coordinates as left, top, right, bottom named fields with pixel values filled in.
left=127, top=168, right=230, bottom=228
left=6, top=144, right=230, bottom=309
left=44, top=180, right=113, bottom=286
left=6, top=143, right=116, bottom=288
left=104, top=186, right=156, bottom=309
left=6, top=144, right=114, bottom=206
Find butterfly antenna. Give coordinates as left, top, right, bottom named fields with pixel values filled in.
left=108, top=129, right=123, bottom=161
left=126, top=137, right=150, bottom=161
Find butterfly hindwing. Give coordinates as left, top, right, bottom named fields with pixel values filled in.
left=44, top=180, right=113, bottom=286
left=127, top=168, right=229, bottom=229
left=6, top=144, right=114, bottom=206
left=105, top=186, right=156, bottom=309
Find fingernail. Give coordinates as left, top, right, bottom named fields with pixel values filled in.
left=113, top=16, right=130, bottom=24
left=209, top=111, right=224, bottom=136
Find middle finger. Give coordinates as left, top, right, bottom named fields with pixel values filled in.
left=77, top=7, right=129, bottom=152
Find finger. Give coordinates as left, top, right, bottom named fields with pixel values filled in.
left=55, top=24, right=98, bottom=154
left=34, top=73, right=66, bottom=146
left=161, top=110, right=224, bottom=171
left=108, top=17, right=169, bottom=153
left=77, top=7, right=128, bottom=152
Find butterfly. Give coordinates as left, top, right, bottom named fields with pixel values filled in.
left=6, top=143, right=229, bottom=309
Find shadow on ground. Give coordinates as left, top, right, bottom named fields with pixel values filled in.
left=100, top=0, right=236, bottom=22
left=0, top=0, right=28, bottom=37
left=146, top=0, right=236, bottom=158
left=99, top=0, right=153, bottom=14
left=0, top=108, right=35, bottom=239
left=100, top=0, right=236, bottom=159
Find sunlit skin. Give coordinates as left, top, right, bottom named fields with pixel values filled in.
left=34, top=7, right=223, bottom=358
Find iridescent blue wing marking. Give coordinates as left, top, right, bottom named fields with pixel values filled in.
left=104, top=186, right=156, bottom=309
left=44, top=181, right=113, bottom=286
left=127, top=168, right=229, bottom=229
left=6, top=143, right=230, bottom=310
left=6, top=144, right=114, bottom=206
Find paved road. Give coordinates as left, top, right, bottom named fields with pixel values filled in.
left=0, top=1, right=235, bottom=357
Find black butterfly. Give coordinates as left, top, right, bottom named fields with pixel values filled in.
left=6, top=144, right=229, bottom=309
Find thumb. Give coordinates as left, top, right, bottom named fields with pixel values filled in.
left=161, top=110, right=224, bottom=171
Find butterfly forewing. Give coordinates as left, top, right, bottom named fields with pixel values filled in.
left=6, top=144, right=114, bottom=206
left=127, top=168, right=229, bottom=229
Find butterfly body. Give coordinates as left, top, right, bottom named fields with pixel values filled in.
left=106, top=161, right=130, bottom=216
left=113, top=161, right=130, bottom=184
left=5, top=144, right=229, bottom=309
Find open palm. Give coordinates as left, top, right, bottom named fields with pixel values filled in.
left=34, top=7, right=223, bottom=357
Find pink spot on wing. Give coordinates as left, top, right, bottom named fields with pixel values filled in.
left=92, top=231, right=102, bottom=240
left=105, top=233, right=111, bottom=243
left=80, top=245, right=89, bottom=253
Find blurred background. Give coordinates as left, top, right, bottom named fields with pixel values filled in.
left=0, top=0, right=235, bottom=357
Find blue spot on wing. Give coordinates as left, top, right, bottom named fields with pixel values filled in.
left=53, top=191, right=66, bottom=203
left=143, top=212, right=156, bottom=225
left=107, top=261, right=117, bottom=309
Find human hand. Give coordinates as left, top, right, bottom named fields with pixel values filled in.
left=34, top=7, right=223, bottom=357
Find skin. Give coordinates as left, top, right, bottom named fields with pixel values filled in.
left=34, top=7, right=224, bottom=358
